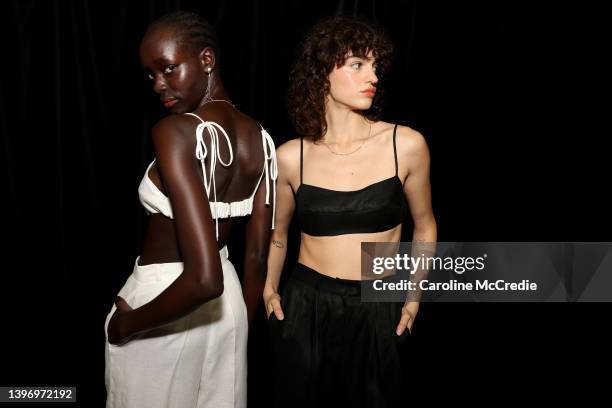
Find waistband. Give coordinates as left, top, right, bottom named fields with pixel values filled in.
left=292, top=262, right=385, bottom=296
left=132, top=245, right=229, bottom=284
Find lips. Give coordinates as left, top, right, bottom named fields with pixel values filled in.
left=361, top=89, right=376, bottom=97
left=161, top=97, right=178, bottom=108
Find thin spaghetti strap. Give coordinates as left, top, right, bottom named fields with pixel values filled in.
left=185, top=112, right=204, bottom=123
left=393, top=124, right=399, bottom=177
left=300, top=137, right=304, bottom=185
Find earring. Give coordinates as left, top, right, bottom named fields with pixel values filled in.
left=203, top=70, right=213, bottom=102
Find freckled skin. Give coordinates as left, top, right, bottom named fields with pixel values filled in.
left=107, top=25, right=273, bottom=344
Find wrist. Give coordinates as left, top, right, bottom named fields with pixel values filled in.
left=403, top=301, right=420, bottom=315
left=118, top=311, right=133, bottom=341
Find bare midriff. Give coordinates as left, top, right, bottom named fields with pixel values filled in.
left=298, top=224, right=402, bottom=280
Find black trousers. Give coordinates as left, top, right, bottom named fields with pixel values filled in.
left=269, top=263, right=410, bottom=408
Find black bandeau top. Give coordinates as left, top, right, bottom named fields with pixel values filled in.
left=296, top=125, right=407, bottom=237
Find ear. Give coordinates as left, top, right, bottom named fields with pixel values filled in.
left=199, top=47, right=216, bottom=72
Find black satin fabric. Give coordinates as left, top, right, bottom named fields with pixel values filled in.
left=295, top=176, right=407, bottom=237
left=269, top=263, right=410, bottom=408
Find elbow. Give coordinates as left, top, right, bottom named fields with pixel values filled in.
left=245, top=251, right=268, bottom=278
left=246, top=251, right=267, bottom=268
left=207, top=279, right=225, bottom=299
left=196, top=280, right=224, bottom=302
left=193, top=270, right=224, bottom=302
left=414, top=215, right=437, bottom=238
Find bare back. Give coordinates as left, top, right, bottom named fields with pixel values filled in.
left=140, top=102, right=267, bottom=265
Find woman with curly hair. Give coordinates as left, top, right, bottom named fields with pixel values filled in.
left=264, top=16, right=436, bottom=407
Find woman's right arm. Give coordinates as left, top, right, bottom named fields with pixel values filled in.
left=263, top=140, right=299, bottom=320
left=108, top=115, right=224, bottom=344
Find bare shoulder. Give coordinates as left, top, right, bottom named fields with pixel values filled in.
left=394, top=124, right=429, bottom=159
left=276, top=138, right=301, bottom=166
left=276, top=137, right=302, bottom=180
left=151, top=114, right=198, bottom=153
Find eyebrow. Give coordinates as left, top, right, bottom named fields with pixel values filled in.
left=141, top=57, right=172, bottom=71
left=346, top=54, right=375, bottom=62
left=153, top=57, right=172, bottom=64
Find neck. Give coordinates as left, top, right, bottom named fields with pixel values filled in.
left=210, top=82, right=230, bottom=101
left=323, top=99, right=370, bottom=146
left=199, top=73, right=231, bottom=107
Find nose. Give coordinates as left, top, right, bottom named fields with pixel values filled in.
left=153, top=74, right=167, bottom=94
left=366, top=66, right=378, bottom=86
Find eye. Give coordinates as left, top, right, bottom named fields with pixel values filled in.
left=163, top=64, right=177, bottom=75
left=146, top=73, right=154, bottom=81
left=372, top=64, right=378, bottom=73
left=350, top=62, right=362, bottom=70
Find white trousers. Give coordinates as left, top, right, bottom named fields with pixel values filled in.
left=105, top=246, right=247, bottom=408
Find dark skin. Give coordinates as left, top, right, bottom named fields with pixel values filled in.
left=107, top=25, right=272, bottom=345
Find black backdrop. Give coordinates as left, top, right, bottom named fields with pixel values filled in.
left=2, top=0, right=610, bottom=405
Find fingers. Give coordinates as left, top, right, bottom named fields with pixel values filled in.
left=115, top=296, right=127, bottom=306
left=396, top=309, right=413, bottom=336
left=115, top=296, right=133, bottom=312
left=266, top=295, right=284, bottom=320
left=273, top=304, right=284, bottom=320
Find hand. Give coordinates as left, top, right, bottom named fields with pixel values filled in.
left=396, top=302, right=419, bottom=336
left=107, top=296, right=133, bottom=345
left=264, top=292, right=284, bottom=320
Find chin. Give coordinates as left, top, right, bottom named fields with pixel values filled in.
left=351, top=102, right=373, bottom=111
left=169, top=105, right=187, bottom=115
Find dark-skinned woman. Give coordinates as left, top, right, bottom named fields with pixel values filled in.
left=104, top=11, right=276, bottom=408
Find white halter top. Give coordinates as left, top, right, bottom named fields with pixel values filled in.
left=138, top=112, right=277, bottom=240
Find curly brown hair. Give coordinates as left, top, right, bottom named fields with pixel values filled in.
left=288, top=17, right=394, bottom=141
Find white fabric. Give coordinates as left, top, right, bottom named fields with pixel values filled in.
left=190, top=116, right=234, bottom=239
left=138, top=160, right=173, bottom=217
left=104, top=246, right=247, bottom=408
left=260, top=127, right=278, bottom=229
left=138, top=113, right=277, bottom=239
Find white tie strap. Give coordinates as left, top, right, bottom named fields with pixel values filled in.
left=261, top=127, right=278, bottom=229
left=187, top=113, right=234, bottom=240
left=185, top=112, right=277, bottom=240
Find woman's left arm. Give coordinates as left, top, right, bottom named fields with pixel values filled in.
left=242, top=161, right=274, bottom=325
left=397, top=126, right=437, bottom=335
